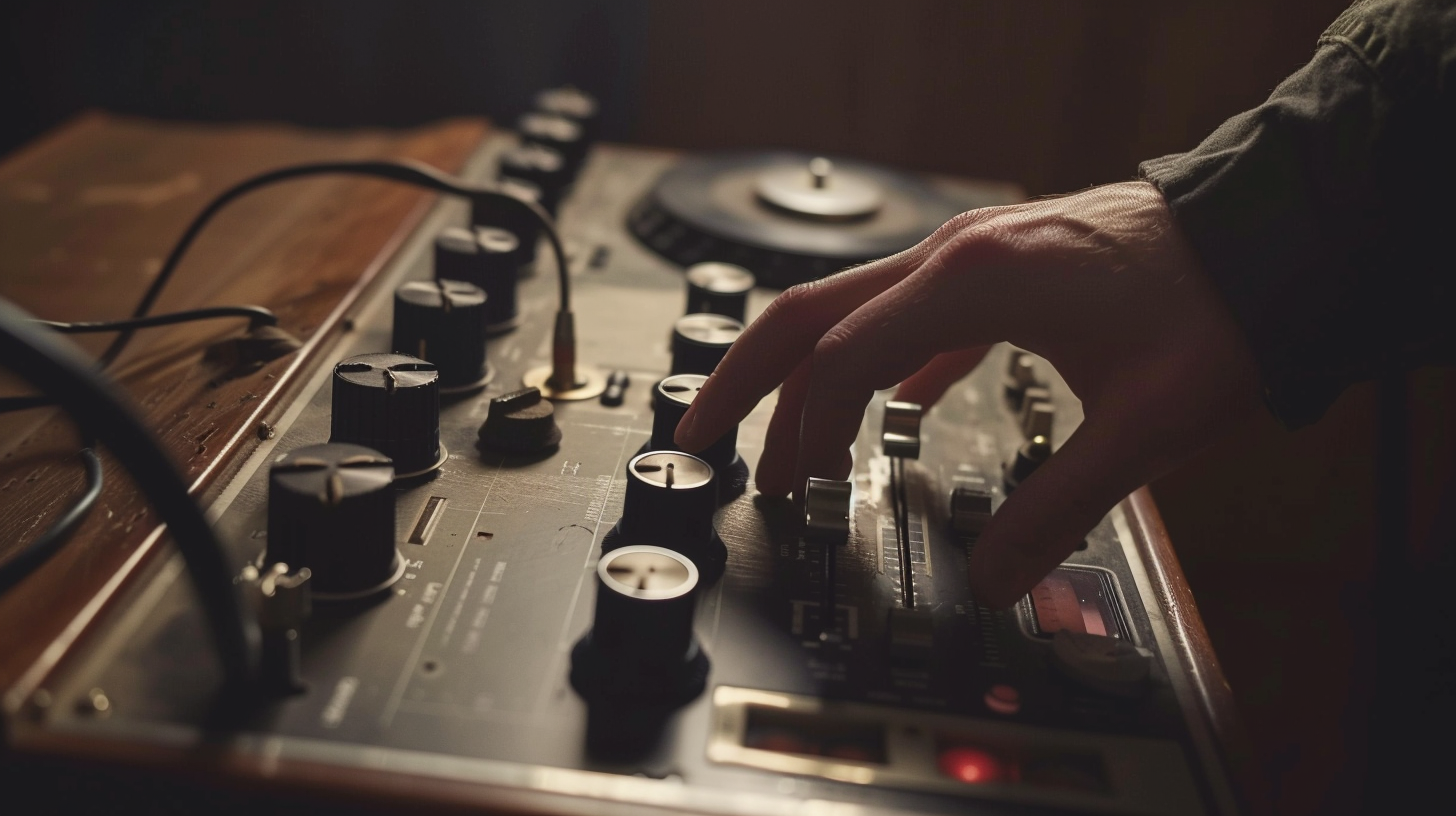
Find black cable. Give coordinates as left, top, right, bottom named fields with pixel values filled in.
left=2, top=158, right=569, bottom=413
left=0, top=160, right=567, bottom=685
left=0, top=447, right=102, bottom=595
left=99, top=159, right=569, bottom=368
left=0, top=296, right=257, bottom=688
left=0, top=306, right=280, bottom=414
left=38, top=305, right=277, bottom=334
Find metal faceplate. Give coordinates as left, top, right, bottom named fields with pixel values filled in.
left=24, top=142, right=1236, bottom=816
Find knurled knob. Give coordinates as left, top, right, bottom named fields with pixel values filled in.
left=329, top=352, right=445, bottom=477
left=670, top=313, right=743, bottom=376
left=392, top=280, right=489, bottom=392
left=518, top=111, right=587, bottom=174
left=265, top=442, right=402, bottom=599
left=433, top=226, right=522, bottom=334
left=684, top=262, right=755, bottom=323
left=498, top=142, right=570, bottom=214
left=535, top=86, right=600, bottom=140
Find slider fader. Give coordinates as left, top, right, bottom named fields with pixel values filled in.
left=7, top=91, right=1242, bottom=816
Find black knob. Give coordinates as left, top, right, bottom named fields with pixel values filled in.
left=329, top=352, right=444, bottom=477
left=498, top=142, right=570, bottom=214
left=670, top=313, right=744, bottom=376
left=1004, top=434, right=1052, bottom=493
left=535, top=86, right=600, bottom=140
left=477, top=387, right=561, bottom=454
left=433, top=226, right=522, bottom=334
left=610, top=451, right=725, bottom=583
left=569, top=544, right=709, bottom=757
left=471, top=192, right=540, bottom=272
left=651, top=375, right=735, bottom=465
left=518, top=111, right=587, bottom=174
left=392, top=280, right=489, bottom=392
left=265, top=443, right=401, bottom=599
left=684, top=262, right=754, bottom=323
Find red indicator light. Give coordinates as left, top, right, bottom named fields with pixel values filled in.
left=938, top=746, right=1005, bottom=785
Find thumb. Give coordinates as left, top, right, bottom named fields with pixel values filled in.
left=967, top=415, right=1147, bottom=608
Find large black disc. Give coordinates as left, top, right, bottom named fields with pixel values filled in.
left=628, top=151, right=965, bottom=289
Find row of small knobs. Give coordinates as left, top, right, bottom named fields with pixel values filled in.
left=259, top=88, right=601, bottom=606
left=573, top=450, right=718, bottom=755
left=485, top=86, right=599, bottom=269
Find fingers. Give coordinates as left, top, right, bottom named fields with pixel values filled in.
left=791, top=250, right=1007, bottom=500
left=967, top=413, right=1148, bottom=608
left=676, top=207, right=1008, bottom=453
left=675, top=262, right=909, bottom=453
left=893, top=347, right=991, bottom=408
left=754, top=359, right=812, bottom=497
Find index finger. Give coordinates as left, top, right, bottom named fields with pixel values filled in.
left=676, top=208, right=1002, bottom=452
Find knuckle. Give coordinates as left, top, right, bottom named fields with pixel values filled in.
left=812, top=325, right=855, bottom=368
left=759, top=280, right=818, bottom=324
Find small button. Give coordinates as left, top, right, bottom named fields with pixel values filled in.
left=984, top=684, right=1021, bottom=716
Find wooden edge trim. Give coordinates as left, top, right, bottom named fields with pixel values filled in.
left=1123, top=487, right=1268, bottom=815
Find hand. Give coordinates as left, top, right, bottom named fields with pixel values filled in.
left=675, top=181, right=1262, bottom=608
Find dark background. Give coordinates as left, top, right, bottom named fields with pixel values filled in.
left=3, top=2, right=1452, bottom=815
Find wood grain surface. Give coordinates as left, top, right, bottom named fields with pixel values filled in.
left=0, top=112, right=488, bottom=696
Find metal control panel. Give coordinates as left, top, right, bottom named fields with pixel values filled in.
left=13, top=138, right=1238, bottom=816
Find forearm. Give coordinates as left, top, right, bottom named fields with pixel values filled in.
left=1139, top=0, right=1456, bottom=428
